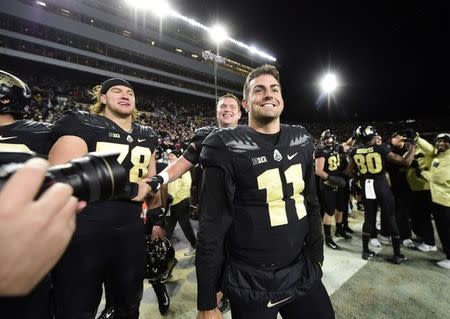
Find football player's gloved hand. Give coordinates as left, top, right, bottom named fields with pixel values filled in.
left=167, top=194, right=174, bottom=206
left=402, top=129, right=418, bottom=144
left=148, top=175, right=164, bottom=194
left=327, top=175, right=346, bottom=188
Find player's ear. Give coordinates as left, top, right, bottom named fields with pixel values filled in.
left=100, top=94, right=107, bottom=104
left=242, top=99, right=249, bottom=113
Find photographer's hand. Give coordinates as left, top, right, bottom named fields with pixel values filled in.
left=0, top=158, right=86, bottom=296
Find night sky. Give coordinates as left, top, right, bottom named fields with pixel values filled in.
left=175, top=0, right=449, bottom=123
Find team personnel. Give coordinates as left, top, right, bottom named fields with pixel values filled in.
left=49, top=78, right=159, bottom=319
left=0, top=70, right=60, bottom=319
left=151, top=93, right=241, bottom=187
left=345, top=126, right=415, bottom=264
left=420, top=133, right=450, bottom=269
left=165, top=148, right=197, bottom=256
left=315, top=130, right=352, bottom=250
left=150, top=93, right=241, bottom=312
left=196, top=64, right=334, bottom=319
left=387, top=132, right=416, bottom=248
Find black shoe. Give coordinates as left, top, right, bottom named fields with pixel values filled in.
left=325, top=237, right=340, bottom=250
left=160, top=258, right=178, bottom=283
left=218, top=297, right=229, bottom=312
left=154, top=283, right=170, bottom=315
left=97, top=307, right=115, bottom=319
left=335, top=230, right=352, bottom=239
left=362, top=250, right=375, bottom=260
left=390, top=254, right=408, bottom=265
left=343, top=225, right=354, bottom=234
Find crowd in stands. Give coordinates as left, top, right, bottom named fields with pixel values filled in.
left=21, top=74, right=449, bottom=149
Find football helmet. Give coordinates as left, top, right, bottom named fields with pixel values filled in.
left=0, top=70, right=32, bottom=115
left=320, top=129, right=334, bottom=147
left=145, top=237, right=177, bottom=282
left=358, top=125, right=377, bottom=143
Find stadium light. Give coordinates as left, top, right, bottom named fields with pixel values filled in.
left=36, top=1, right=46, bottom=7
left=123, top=0, right=276, bottom=62
left=320, top=73, right=338, bottom=93
left=209, top=25, right=228, bottom=43
left=125, top=0, right=171, bottom=17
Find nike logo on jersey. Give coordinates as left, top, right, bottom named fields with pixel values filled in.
left=267, top=295, right=292, bottom=308
left=287, top=152, right=298, bottom=160
left=138, top=138, right=146, bottom=143
left=0, top=135, right=17, bottom=141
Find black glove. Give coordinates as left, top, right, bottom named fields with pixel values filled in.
left=146, top=207, right=166, bottom=227
left=167, top=194, right=174, bottom=205
left=401, top=129, right=418, bottom=143
left=327, top=175, right=346, bottom=188
left=148, top=175, right=164, bottom=194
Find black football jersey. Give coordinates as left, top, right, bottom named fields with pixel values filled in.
left=200, top=124, right=320, bottom=267
left=183, top=125, right=216, bottom=165
left=0, top=120, right=53, bottom=165
left=314, top=144, right=344, bottom=176
left=52, top=110, right=158, bottom=184
left=349, top=143, right=391, bottom=179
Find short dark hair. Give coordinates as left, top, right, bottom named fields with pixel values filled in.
left=217, top=93, right=240, bottom=109
left=243, top=64, right=280, bottom=100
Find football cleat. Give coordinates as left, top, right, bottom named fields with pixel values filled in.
left=390, top=254, right=408, bottom=264
left=325, top=237, right=340, bottom=250
left=362, top=251, right=375, bottom=260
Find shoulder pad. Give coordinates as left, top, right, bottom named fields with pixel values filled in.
left=71, top=110, right=117, bottom=130
left=207, top=126, right=259, bottom=153
left=134, top=123, right=157, bottom=139
left=14, top=120, right=53, bottom=133
left=191, top=126, right=217, bottom=145
left=283, top=124, right=312, bottom=146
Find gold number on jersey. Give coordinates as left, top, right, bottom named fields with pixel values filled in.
left=0, top=143, right=32, bottom=153
left=353, top=153, right=382, bottom=174
left=96, top=142, right=151, bottom=182
left=129, top=146, right=152, bottom=182
left=328, top=155, right=340, bottom=171
left=257, top=164, right=306, bottom=227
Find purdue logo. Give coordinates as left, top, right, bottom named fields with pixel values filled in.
left=273, top=149, right=282, bottom=161
left=108, top=132, right=120, bottom=139
left=252, top=156, right=267, bottom=165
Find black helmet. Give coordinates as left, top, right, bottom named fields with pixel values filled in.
left=0, top=70, right=32, bottom=115
left=359, top=125, right=377, bottom=142
left=145, top=237, right=177, bottom=282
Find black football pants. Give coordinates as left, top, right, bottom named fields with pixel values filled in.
left=53, top=214, right=145, bottom=319
left=229, top=280, right=335, bottom=319
left=433, top=204, right=450, bottom=259
left=410, top=190, right=436, bottom=245
left=362, top=178, right=400, bottom=238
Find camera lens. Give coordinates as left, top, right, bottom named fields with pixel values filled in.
left=42, top=152, right=127, bottom=202
left=0, top=151, right=127, bottom=202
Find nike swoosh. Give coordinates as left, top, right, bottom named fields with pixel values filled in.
left=287, top=152, right=298, bottom=160
left=267, top=295, right=292, bottom=308
left=0, top=136, right=17, bottom=141
left=138, top=138, right=146, bottom=142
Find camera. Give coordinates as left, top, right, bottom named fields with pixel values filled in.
left=0, top=152, right=127, bottom=202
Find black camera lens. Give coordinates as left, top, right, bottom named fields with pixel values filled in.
left=0, top=152, right=127, bottom=202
